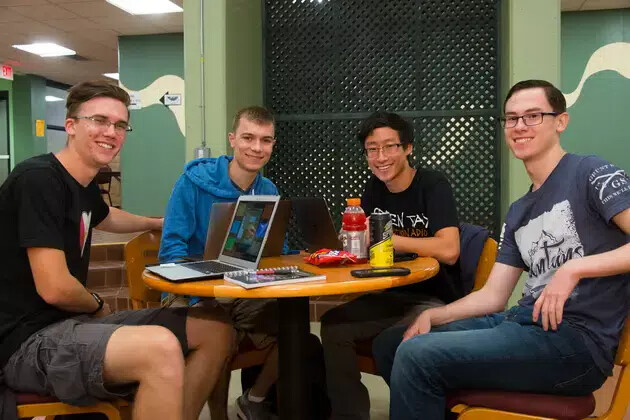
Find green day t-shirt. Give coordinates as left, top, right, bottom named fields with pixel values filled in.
left=497, top=154, right=630, bottom=375
left=361, top=168, right=461, bottom=302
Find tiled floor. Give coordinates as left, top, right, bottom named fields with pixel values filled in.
left=199, top=322, right=390, bottom=420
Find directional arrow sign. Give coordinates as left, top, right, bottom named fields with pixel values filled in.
left=160, top=92, right=182, bottom=106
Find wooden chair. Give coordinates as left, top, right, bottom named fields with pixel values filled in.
left=355, top=236, right=499, bottom=374
left=448, top=316, right=630, bottom=420
left=16, top=393, right=129, bottom=419
left=95, top=165, right=114, bottom=206
left=123, top=230, right=273, bottom=417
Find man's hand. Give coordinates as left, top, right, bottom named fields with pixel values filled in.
left=403, top=310, right=432, bottom=342
left=532, top=261, right=581, bottom=331
left=92, top=302, right=112, bottom=318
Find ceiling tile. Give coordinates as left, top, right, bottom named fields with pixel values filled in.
left=0, top=0, right=49, bottom=5
left=57, top=1, right=129, bottom=19
left=561, top=0, right=587, bottom=10
left=43, top=17, right=108, bottom=32
left=0, top=7, right=28, bottom=22
left=580, top=0, right=630, bottom=10
left=141, top=13, right=183, bottom=27
left=9, top=4, right=80, bottom=19
left=78, top=28, right=119, bottom=48
left=89, top=16, right=163, bottom=35
left=0, top=19, right=66, bottom=38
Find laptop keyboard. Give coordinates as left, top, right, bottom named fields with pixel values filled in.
left=185, top=260, right=240, bottom=274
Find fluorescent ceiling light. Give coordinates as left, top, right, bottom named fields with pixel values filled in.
left=106, top=0, right=183, bottom=15
left=45, top=95, right=64, bottom=102
left=12, top=43, right=76, bottom=57
left=103, top=73, right=119, bottom=80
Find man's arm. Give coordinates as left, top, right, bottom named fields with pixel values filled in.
left=403, top=262, right=523, bottom=340
left=96, top=207, right=163, bottom=233
left=393, top=226, right=460, bottom=265
left=533, top=207, right=630, bottom=331
left=28, top=247, right=110, bottom=315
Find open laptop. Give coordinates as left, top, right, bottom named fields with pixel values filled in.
left=146, top=195, right=280, bottom=281
left=204, top=199, right=290, bottom=260
left=291, top=197, right=342, bottom=252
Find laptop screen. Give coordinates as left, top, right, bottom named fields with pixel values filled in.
left=220, top=199, right=276, bottom=262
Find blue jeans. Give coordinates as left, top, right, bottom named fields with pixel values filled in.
left=372, top=306, right=606, bottom=420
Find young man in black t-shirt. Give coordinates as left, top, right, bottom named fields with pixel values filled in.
left=321, top=111, right=461, bottom=420
left=0, top=80, right=234, bottom=420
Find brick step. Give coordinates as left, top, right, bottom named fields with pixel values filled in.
left=87, top=260, right=126, bottom=289
left=92, top=285, right=131, bottom=313
left=90, top=243, right=124, bottom=263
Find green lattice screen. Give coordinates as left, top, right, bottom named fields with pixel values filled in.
left=263, top=0, right=501, bottom=249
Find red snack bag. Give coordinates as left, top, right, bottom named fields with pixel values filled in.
left=304, top=249, right=359, bottom=266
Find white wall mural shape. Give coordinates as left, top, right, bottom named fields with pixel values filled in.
left=564, top=42, right=630, bottom=108
left=120, top=75, right=186, bottom=136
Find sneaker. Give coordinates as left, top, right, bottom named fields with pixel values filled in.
left=236, top=390, right=274, bottom=420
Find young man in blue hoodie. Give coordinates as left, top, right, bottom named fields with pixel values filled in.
left=160, top=106, right=280, bottom=419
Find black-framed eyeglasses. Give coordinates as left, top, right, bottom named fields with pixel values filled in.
left=364, top=143, right=403, bottom=158
left=73, top=115, right=132, bottom=133
left=499, top=112, right=560, bottom=128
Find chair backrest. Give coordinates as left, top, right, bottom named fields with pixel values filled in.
left=95, top=165, right=113, bottom=189
left=615, top=316, right=630, bottom=366
left=124, top=231, right=162, bottom=309
left=472, top=237, right=498, bottom=292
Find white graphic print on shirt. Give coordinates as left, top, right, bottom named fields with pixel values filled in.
left=514, top=200, right=584, bottom=299
left=374, top=206, right=430, bottom=238
left=589, top=164, right=629, bottom=204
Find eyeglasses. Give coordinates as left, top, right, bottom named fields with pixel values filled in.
left=74, top=115, right=132, bottom=134
left=499, top=112, right=560, bottom=128
left=364, top=143, right=403, bottom=158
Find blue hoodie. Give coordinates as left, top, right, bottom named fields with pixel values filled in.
left=159, top=155, right=279, bottom=263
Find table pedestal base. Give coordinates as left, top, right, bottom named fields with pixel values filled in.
left=278, top=297, right=311, bottom=419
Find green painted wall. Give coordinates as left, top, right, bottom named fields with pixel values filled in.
left=502, top=0, right=561, bottom=308
left=561, top=10, right=630, bottom=171
left=184, top=0, right=263, bottom=161
left=119, top=34, right=186, bottom=216
left=12, top=74, right=46, bottom=165
left=0, top=78, right=15, bottom=170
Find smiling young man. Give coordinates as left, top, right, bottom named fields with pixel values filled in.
left=373, top=80, right=630, bottom=420
left=159, top=106, right=283, bottom=419
left=320, top=111, right=461, bottom=420
left=0, top=80, right=235, bottom=420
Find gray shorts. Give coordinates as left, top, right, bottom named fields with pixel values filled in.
left=2, top=307, right=188, bottom=406
left=169, top=296, right=278, bottom=349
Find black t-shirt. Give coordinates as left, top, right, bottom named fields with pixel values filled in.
left=362, top=168, right=460, bottom=302
left=0, top=154, right=109, bottom=367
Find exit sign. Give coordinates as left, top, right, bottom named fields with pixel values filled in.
left=1, top=65, right=13, bottom=81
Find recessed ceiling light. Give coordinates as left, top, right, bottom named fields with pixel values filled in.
left=106, top=0, right=182, bottom=15
left=45, top=95, right=64, bottom=102
left=103, top=73, right=119, bottom=80
left=12, top=43, right=76, bottom=57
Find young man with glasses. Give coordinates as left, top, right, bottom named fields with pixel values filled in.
left=374, top=80, right=630, bottom=420
left=160, top=106, right=283, bottom=420
left=321, top=111, right=461, bottom=420
left=0, top=80, right=235, bottom=420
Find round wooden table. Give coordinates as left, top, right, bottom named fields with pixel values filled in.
left=143, top=254, right=439, bottom=419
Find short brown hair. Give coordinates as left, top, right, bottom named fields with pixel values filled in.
left=65, top=80, right=130, bottom=119
left=503, top=80, right=566, bottom=114
left=231, top=106, right=275, bottom=132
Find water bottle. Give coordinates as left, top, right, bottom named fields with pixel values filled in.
left=341, top=198, right=368, bottom=262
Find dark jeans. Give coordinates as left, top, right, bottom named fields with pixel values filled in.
left=321, top=290, right=443, bottom=420
left=373, top=305, right=607, bottom=420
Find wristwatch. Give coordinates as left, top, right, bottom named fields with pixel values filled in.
left=90, top=292, right=104, bottom=314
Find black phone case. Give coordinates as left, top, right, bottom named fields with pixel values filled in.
left=351, top=267, right=411, bottom=278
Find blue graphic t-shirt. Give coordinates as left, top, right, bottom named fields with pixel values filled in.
left=497, top=154, right=630, bottom=375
